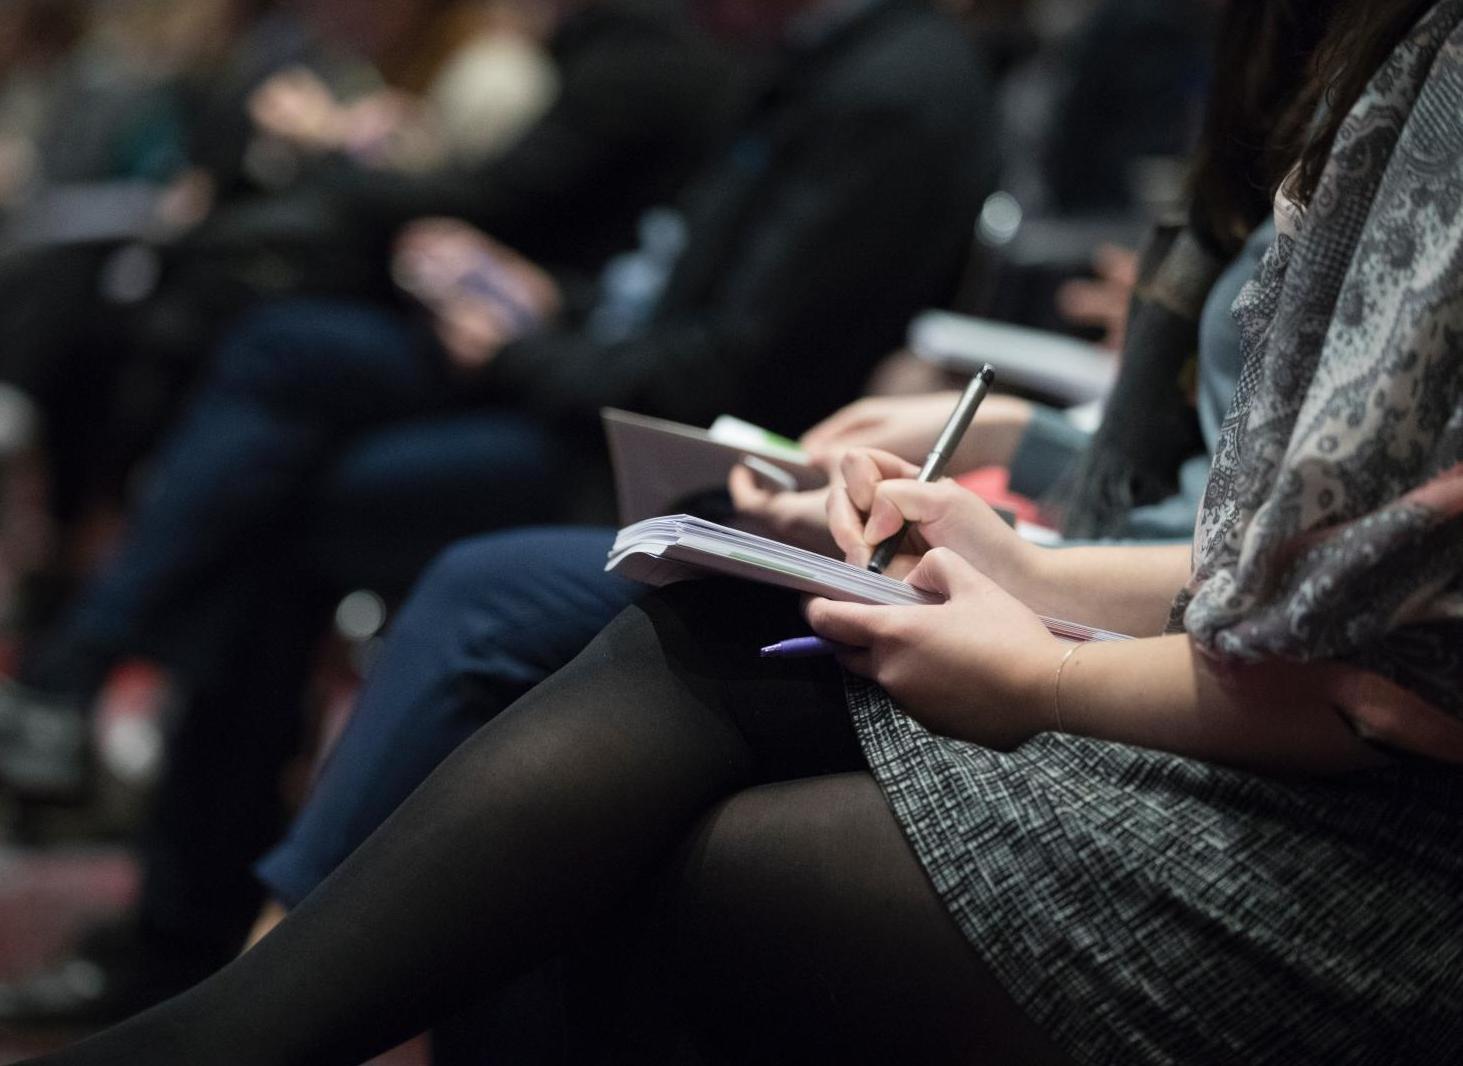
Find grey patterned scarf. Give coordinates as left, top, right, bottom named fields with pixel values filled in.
left=1175, top=0, right=1463, bottom=739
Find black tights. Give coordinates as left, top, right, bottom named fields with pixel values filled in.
left=29, top=583, right=1070, bottom=1066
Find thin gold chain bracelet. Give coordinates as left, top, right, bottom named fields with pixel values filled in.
left=1053, top=644, right=1082, bottom=733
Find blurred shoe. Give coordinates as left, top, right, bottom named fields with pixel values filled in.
left=0, top=679, right=90, bottom=802
left=0, top=920, right=219, bottom=1026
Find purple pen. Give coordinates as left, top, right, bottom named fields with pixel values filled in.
left=759, top=636, right=845, bottom=658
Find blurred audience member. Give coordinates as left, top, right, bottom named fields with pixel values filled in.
left=0, top=0, right=89, bottom=209
left=0, top=0, right=994, bottom=1027
left=0, top=0, right=730, bottom=631
left=250, top=1, right=559, bottom=173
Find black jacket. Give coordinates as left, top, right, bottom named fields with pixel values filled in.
left=329, top=0, right=739, bottom=274
left=482, top=0, right=998, bottom=437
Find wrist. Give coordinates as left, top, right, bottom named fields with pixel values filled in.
left=985, top=636, right=1070, bottom=747
left=1005, top=538, right=1052, bottom=607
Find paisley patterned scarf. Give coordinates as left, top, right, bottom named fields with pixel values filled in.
left=1175, top=0, right=1463, bottom=744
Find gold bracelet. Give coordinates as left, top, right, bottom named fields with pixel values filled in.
left=1053, top=644, right=1081, bottom=733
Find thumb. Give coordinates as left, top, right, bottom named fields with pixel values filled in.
left=905, top=547, right=982, bottom=600
left=804, top=597, right=887, bottom=648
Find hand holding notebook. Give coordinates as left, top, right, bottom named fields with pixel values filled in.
left=606, top=513, right=1129, bottom=746
left=606, top=515, right=1128, bottom=644
left=605, top=384, right=1130, bottom=744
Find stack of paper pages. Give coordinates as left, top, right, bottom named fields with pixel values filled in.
left=608, top=515, right=1130, bottom=643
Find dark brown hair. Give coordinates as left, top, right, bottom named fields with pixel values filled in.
left=1188, top=0, right=1440, bottom=255
left=1281, top=0, right=1439, bottom=207
left=1187, top=0, right=1338, bottom=254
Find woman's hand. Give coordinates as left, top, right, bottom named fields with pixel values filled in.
left=726, top=464, right=836, bottom=556
left=800, top=392, right=1033, bottom=474
left=806, top=549, right=1066, bottom=748
left=827, top=448, right=1039, bottom=591
left=801, top=392, right=961, bottom=463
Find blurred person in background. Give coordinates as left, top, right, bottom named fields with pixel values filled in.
left=0, top=0, right=283, bottom=628
left=249, top=0, right=561, bottom=174
left=0, top=0, right=90, bottom=211
left=0, top=0, right=990, bottom=1031
left=944, top=0, right=1218, bottom=341
left=92, top=0, right=731, bottom=528
left=0, top=0, right=734, bottom=1029
left=0, top=0, right=205, bottom=208
left=957, top=0, right=1218, bottom=223
left=0, top=0, right=724, bottom=630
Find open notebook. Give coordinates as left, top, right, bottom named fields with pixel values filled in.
left=607, top=515, right=1130, bottom=643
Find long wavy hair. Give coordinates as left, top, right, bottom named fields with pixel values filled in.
left=1281, top=0, right=1440, bottom=206
left=1187, top=0, right=1440, bottom=255
left=1186, top=0, right=1338, bottom=254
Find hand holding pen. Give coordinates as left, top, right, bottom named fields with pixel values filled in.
left=766, top=366, right=1082, bottom=753
left=866, top=366, right=994, bottom=573
left=823, top=367, right=1003, bottom=581
left=768, top=368, right=1027, bottom=659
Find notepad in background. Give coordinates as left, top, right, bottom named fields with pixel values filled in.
left=602, top=409, right=825, bottom=525
left=908, top=310, right=1117, bottom=406
left=608, top=515, right=1131, bottom=643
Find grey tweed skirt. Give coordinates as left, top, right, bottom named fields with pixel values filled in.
left=846, top=678, right=1463, bottom=1065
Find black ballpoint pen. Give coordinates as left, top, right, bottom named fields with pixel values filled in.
left=866, top=364, right=996, bottom=574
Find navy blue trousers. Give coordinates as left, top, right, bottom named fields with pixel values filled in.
left=39, top=299, right=571, bottom=953
left=256, top=526, right=640, bottom=906
left=50, top=299, right=565, bottom=676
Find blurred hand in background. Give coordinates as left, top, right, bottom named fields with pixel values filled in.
left=393, top=217, right=561, bottom=372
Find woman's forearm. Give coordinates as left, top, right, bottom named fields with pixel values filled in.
left=1053, top=635, right=1389, bottom=776
left=1018, top=542, right=1192, bottom=637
